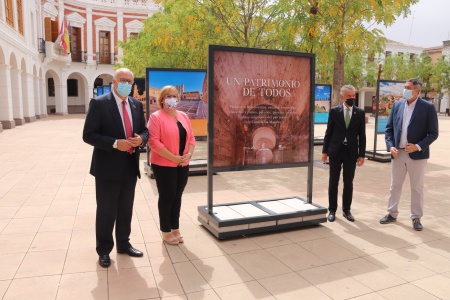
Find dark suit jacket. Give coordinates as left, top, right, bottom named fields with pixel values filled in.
left=385, top=97, right=438, bottom=160
left=322, top=104, right=366, bottom=161
left=83, top=92, right=149, bottom=181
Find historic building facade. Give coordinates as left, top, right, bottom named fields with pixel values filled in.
left=0, top=0, right=158, bottom=132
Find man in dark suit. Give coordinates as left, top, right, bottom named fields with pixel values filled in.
left=322, top=85, right=366, bottom=222
left=380, top=78, right=438, bottom=231
left=83, top=68, right=149, bottom=267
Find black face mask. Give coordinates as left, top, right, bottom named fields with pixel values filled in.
left=345, top=98, right=355, bottom=106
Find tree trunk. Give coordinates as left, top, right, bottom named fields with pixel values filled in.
left=332, top=51, right=345, bottom=107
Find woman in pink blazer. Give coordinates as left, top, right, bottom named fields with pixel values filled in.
left=148, top=85, right=196, bottom=245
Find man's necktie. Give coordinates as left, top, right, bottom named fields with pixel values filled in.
left=122, top=100, right=133, bottom=154
left=345, top=108, right=350, bottom=128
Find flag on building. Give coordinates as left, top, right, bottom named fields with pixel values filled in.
left=55, top=19, right=71, bottom=55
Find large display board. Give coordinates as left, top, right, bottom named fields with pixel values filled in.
left=208, top=46, right=315, bottom=172
left=314, top=84, right=332, bottom=124
left=375, top=80, right=404, bottom=133
left=145, top=68, right=207, bottom=137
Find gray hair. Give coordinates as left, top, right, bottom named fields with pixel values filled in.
left=407, top=78, right=422, bottom=89
left=340, top=85, right=356, bottom=95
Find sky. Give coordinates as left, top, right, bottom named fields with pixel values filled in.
left=147, top=70, right=206, bottom=91
left=376, top=0, right=450, bottom=48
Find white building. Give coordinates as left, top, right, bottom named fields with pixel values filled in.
left=0, top=0, right=159, bottom=132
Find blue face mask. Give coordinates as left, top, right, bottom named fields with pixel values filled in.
left=117, top=82, right=132, bottom=97
left=403, top=89, right=413, bottom=99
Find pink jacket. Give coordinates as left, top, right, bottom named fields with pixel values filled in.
left=148, top=109, right=196, bottom=167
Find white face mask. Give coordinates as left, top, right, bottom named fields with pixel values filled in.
left=165, top=97, right=178, bottom=109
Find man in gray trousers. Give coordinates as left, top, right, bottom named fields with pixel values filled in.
left=380, top=78, right=438, bottom=231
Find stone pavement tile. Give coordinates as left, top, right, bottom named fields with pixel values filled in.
left=38, top=216, right=75, bottom=232
left=417, top=237, right=450, bottom=259
left=0, top=206, right=19, bottom=219
left=14, top=205, right=49, bottom=219
left=63, top=247, right=103, bottom=274
left=213, top=281, right=275, bottom=300
left=333, top=257, right=406, bottom=291
left=258, top=272, right=330, bottom=299
left=400, top=246, right=450, bottom=274
left=2, top=217, right=42, bottom=235
left=365, top=250, right=437, bottom=282
left=0, top=188, right=32, bottom=207
left=72, top=213, right=95, bottom=230
left=298, top=238, right=360, bottom=264
left=412, top=274, right=450, bottom=300
left=162, top=295, right=188, bottom=300
left=191, top=256, right=253, bottom=288
left=110, top=247, right=151, bottom=270
left=24, top=187, right=56, bottom=206
left=2, top=275, right=60, bottom=300
left=165, top=244, right=189, bottom=263
left=248, top=232, right=293, bottom=249
left=45, top=202, right=78, bottom=217
left=349, top=293, right=388, bottom=300
left=265, top=244, right=327, bottom=271
left=173, top=261, right=211, bottom=294
left=297, top=265, right=373, bottom=300
left=0, top=280, right=10, bottom=299
left=0, top=253, right=25, bottom=280
left=57, top=271, right=108, bottom=300
left=108, top=266, right=159, bottom=300
left=186, top=289, right=221, bottom=300
left=146, top=241, right=169, bottom=258
left=327, top=231, right=389, bottom=256
left=15, top=249, right=66, bottom=278
left=0, top=232, right=34, bottom=254
left=155, top=273, right=185, bottom=298
left=212, top=237, right=261, bottom=255
left=150, top=255, right=176, bottom=275
left=0, top=219, right=8, bottom=233
left=29, top=230, right=72, bottom=252
left=68, top=229, right=94, bottom=249
left=280, top=226, right=328, bottom=243
left=377, top=283, right=440, bottom=300
left=230, top=249, right=291, bottom=280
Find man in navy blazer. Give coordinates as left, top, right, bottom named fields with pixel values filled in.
left=380, top=78, right=438, bottom=231
left=83, top=68, right=149, bottom=267
left=322, top=85, right=366, bottom=222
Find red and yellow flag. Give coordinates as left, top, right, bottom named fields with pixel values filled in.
left=57, top=20, right=71, bottom=55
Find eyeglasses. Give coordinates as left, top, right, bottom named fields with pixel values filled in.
left=117, top=78, right=133, bottom=84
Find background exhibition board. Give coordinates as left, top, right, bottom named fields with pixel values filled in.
left=145, top=68, right=207, bottom=137
left=314, top=84, right=332, bottom=124
left=208, top=46, right=315, bottom=172
left=367, top=79, right=405, bottom=162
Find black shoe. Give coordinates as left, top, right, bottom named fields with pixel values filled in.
left=412, top=218, right=423, bottom=231
left=327, top=212, right=336, bottom=222
left=343, top=211, right=355, bottom=222
left=117, top=246, right=144, bottom=257
left=380, top=214, right=397, bottom=224
left=99, top=254, right=111, bottom=268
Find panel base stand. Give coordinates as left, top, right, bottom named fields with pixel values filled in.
left=198, top=196, right=327, bottom=239
left=366, top=150, right=391, bottom=162
left=314, top=136, right=324, bottom=145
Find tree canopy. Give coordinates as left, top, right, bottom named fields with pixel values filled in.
left=120, top=0, right=422, bottom=104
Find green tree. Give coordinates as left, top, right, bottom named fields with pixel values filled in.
left=431, top=54, right=450, bottom=102
left=293, top=0, right=419, bottom=105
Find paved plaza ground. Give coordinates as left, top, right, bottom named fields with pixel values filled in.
left=0, top=114, right=449, bottom=300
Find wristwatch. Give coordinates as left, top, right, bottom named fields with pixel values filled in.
left=113, top=140, right=118, bottom=149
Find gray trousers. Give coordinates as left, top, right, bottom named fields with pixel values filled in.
left=387, top=149, right=427, bottom=220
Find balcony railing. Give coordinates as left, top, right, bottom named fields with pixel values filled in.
left=96, top=52, right=117, bottom=65
left=38, top=38, right=45, bottom=56
left=71, top=50, right=87, bottom=63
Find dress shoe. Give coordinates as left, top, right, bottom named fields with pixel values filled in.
left=117, top=246, right=144, bottom=257
left=98, top=254, right=111, bottom=268
left=343, top=211, right=355, bottom=222
left=327, top=212, right=335, bottom=222
left=412, top=218, right=423, bottom=231
left=380, top=214, right=397, bottom=224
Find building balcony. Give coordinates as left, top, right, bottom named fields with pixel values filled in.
left=43, top=41, right=71, bottom=64
left=96, top=52, right=117, bottom=65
